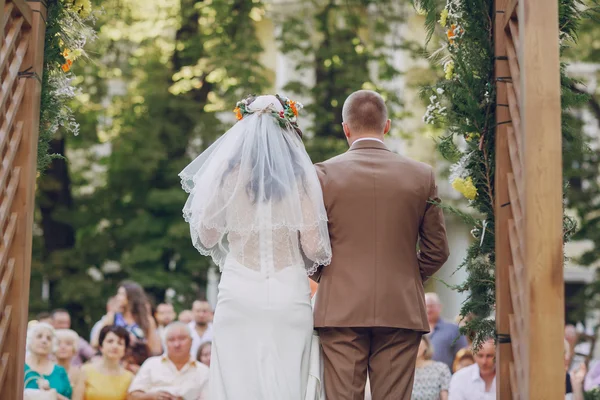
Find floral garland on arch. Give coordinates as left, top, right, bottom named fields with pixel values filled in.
left=415, top=0, right=591, bottom=345
left=38, top=0, right=96, bottom=170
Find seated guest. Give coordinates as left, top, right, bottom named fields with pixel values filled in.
left=24, top=322, right=72, bottom=399
left=452, top=348, right=475, bottom=373
left=413, top=335, right=451, bottom=400
left=123, top=342, right=151, bottom=375
left=448, top=338, right=496, bottom=400
left=52, top=309, right=96, bottom=367
left=73, top=325, right=133, bottom=400
left=128, top=322, right=209, bottom=400
left=55, top=329, right=82, bottom=387
left=196, top=341, right=212, bottom=367
left=178, top=310, right=193, bottom=324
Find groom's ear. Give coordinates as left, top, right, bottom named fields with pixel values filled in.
left=384, top=119, right=391, bottom=135
left=342, top=122, right=351, bottom=139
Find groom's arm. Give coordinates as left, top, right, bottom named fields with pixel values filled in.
left=417, top=169, right=450, bottom=282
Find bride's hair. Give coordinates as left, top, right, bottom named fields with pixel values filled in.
left=221, top=95, right=307, bottom=204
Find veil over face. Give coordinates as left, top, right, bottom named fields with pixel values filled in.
left=180, top=95, right=331, bottom=275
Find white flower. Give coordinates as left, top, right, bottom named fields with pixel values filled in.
left=429, top=95, right=437, bottom=103
left=436, top=88, right=445, bottom=95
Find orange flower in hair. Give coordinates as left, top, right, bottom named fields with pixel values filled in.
left=233, top=107, right=243, bottom=120
left=288, top=100, right=298, bottom=117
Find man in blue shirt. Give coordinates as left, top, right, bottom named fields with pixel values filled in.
left=425, top=292, right=469, bottom=371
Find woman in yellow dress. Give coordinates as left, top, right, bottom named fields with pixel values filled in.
left=73, top=325, right=133, bottom=400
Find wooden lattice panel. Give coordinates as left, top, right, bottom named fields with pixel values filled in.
left=0, top=0, right=46, bottom=398
left=495, top=0, right=564, bottom=398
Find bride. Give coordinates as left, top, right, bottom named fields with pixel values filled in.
left=180, top=95, right=331, bottom=400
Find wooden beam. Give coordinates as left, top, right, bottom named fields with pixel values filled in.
left=10, top=0, right=31, bottom=28
left=494, top=0, right=513, bottom=397
left=504, top=0, right=518, bottom=31
left=520, top=0, right=564, bottom=397
left=3, top=0, right=46, bottom=397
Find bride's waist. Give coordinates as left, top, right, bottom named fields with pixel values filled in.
left=223, top=256, right=305, bottom=276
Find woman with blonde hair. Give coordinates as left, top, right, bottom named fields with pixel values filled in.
left=452, top=347, right=475, bottom=373
left=24, top=322, right=72, bottom=399
left=412, top=335, right=451, bottom=400
left=55, top=329, right=82, bottom=387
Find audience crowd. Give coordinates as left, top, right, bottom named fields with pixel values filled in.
left=23, top=284, right=592, bottom=399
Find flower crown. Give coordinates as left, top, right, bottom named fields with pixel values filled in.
left=233, top=94, right=304, bottom=130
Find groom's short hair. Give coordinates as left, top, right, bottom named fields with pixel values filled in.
left=342, top=90, right=388, bottom=134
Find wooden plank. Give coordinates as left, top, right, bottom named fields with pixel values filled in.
left=0, top=353, right=8, bottom=395
left=508, top=20, right=520, bottom=56
left=0, top=121, right=23, bottom=193
left=0, top=16, right=25, bottom=111
left=509, top=362, right=520, bottom=400
left=520, top=0, right=564, bottom=397
left=508, top=219, right=525, bottom=276
left=506, top=40, right=521, bottom=108
left=0, top=258, right=14, bottom=316
left=507, top=174, right=523, bottom=234
left=3, top=1, right=47, bottom=396
left=494, top=0, right=514, bottom=397
left=504, top=0, right=518, bottom=30
left=0, top=305, right=12, bottom=353
left=507, top=127, right=522, bottom=182
left=0, top=61, right=28, bottom=145
left=0, top=167, right=20, bottom=239
left=10, top=0, right=31, bottom=28
left=0, top=213, right=17, bottom=269
left=0, top=2, right=13, bottom=44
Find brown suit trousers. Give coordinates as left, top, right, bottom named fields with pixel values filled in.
left=313, top=140, right=449, bottom=399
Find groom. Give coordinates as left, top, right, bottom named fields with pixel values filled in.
left=312, top=90, right=450, bottom=400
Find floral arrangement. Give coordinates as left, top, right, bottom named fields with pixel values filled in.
left=416, top=0, right=590, bottom=345
left=38, top=0, right=95, bottom=170
left=233, top=94, right=304, bottom=130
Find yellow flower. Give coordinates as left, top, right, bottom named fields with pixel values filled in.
left=62, top=48, right=82, bottom=62
left=62, top=49, right=70, bottom=59
left=444, top=61, right=455, bottom=80
left=452, top=177, right=478, bottom=200
left=465, top=132, right=480, bottom=142
left=439, top=9, right=449, bottom=27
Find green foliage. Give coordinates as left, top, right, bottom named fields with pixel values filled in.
left=31, top=0, right=270, bottom=333
left=417, top=0, right=594, bottom=345
left=277, top=0, right=407, bottom=141
left=38, top=0, right=95, bottom=170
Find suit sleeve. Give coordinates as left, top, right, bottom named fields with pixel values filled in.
left=417, top=168, right=450, bottom=281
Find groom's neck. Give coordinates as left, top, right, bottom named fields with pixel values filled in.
left=349, top=134, right=384, bottom=146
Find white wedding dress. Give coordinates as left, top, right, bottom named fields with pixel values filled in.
left=179, top=95, right=331, bottom=400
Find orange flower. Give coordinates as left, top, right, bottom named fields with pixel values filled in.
left=447, top=24, right=462, bottom=44
left=61, top=59, right=73, bottom=72
left=288, top=100, right=298, bottom=116
left=233, top=107, right=243, bottom=120
left=62, top=49, right=70, bottom=59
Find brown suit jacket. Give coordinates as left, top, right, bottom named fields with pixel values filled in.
left=313, top=140, right=449, bottom=331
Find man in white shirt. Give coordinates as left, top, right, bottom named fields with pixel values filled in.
left=128, top=322, right=209, bottom=400
left=188, top=300, right=213, bottom=357
left=449, top=338, right=496, bottom=400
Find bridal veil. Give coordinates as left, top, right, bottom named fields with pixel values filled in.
left=180, top=95, right=332, bottom=276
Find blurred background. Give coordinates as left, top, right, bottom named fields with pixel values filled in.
left=29, top=0, right=600, bottom=353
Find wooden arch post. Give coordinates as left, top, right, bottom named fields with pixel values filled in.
left=495, top=0, right=565, bottom=398
left=0, top=0, right=46, bottom=397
